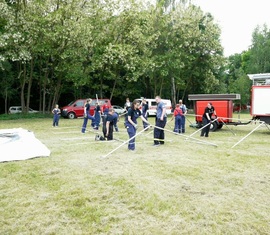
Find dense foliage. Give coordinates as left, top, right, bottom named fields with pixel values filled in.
left=0, top=0, right=224, bottom=113
left=224, top=24, right=270, bottom=105
left=1, top=0, right=269, bottom=114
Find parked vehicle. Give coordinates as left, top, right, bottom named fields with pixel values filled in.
left=8, top=106, right=39, bottom=114
left=248, top=73, right=270, bottom=124
left=112, top=105, right=126, bottom=115
left=61, top=98, right=111, bottom=119
left=233, top=103, right=249, bottom=112
left=137, top=98, right=172, bottom=116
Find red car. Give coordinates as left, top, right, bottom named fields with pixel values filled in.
left=61, top=98, right=111, bottom=119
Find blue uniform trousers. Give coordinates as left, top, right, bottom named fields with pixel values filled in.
left=201, top=117, right=210, bottom=137
left=82, top=113, right=95, bottom=133
left=154, top=117, right=167, bottom=145
left=174, top=115, right=182, bottom=133
left=180, top=116, right=185, bottom=133
left=142, top=112, right=149, bottom=129
left=53, top=115, right=60, bottom=127
left=126, top=123, right=136, bottom=150
left=94, top=112, right=101, bottom=129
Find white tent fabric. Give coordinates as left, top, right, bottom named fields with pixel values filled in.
left=0, top=128, right=50, bottom=162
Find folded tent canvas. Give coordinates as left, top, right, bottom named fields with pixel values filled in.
left=0, top=128, right=50, bottom=162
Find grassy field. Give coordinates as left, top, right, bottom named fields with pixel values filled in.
left=0, top=114, right=270, bottom=234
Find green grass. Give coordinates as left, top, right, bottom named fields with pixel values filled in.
left=0, top=114, right=270, bottom=234
left=0, top=113, right=51, bottom=120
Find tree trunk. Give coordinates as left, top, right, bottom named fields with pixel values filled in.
left=171, top=76, right=176, bottom=109
left=110, top=77, right=117, bottom=101
left=159, top=77, right=164, bottom=96
left=51, top=76, right=62, bottom=111
left=20, top=62, right=26, bottom=113
left=26, top=58, right=34, bottom=111
left=4, top=88, right=8, bottom=114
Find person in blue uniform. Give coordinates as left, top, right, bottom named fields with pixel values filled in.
left=125, top=99, right=149, bottom=151
left=103, top=108, right=115, bottom=140
left=81, top=98, right=95, bottom=133
left=101, top=100, right=110, bottom=127
left=52, top=104, right=61, bottom=127
left=179, top=99, right=187, bottom=133
left=153, top=96, right=167, bottom=146
left=201, top=102, right=217, bottom=137
left=112, top=112, right=119, bottom=132
left=141, top=98, right=149, bottom=129
left=93, top=102, right=101, bottom=130
left=102, top=100, right=110, bottom=116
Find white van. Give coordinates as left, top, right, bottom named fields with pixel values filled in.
left=137, top=98, right=172, bottom=116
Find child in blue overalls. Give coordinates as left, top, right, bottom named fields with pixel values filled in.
left=125, top=100, right=149, bottom=151
left=81, top=98, right=95, bottom=133
left=52, top=104, right=61, bottom=127
left=171, top=104, right=183, bottom=133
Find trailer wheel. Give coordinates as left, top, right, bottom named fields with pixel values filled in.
left=210, top=121, right=218, bottom=132
left=217, top=123, right=223, bottom=129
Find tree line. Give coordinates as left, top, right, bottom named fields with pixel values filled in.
left=0, top=0, right=269, bottom=114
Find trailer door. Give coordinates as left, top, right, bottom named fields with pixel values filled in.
left=252, top=86, right=270, bottom=116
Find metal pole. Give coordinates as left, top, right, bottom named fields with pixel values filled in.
left=185, top=116, right=193, bottom=125
left=166, top=119, right=173, bottom=129
left=231, top=122, right=265, bottom=148
left=101, top=126, right=150, bottom=158
left=118, top=111, right=127, bottom=117
left=220, top=119, right=236, bottom=135
left=186, top=113, right=252, bottom=123
left=151, top=124, right=217, bottom=147
left=264, top=123, right=270, bottom=131
left=187, top=118, right=218, bottom=139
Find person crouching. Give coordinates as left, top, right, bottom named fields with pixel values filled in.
left=103, top=108, right=115, bottom=140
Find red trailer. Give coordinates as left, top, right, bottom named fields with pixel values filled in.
left=188, top=94, right=250, bottom=131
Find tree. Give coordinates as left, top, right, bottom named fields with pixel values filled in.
left=246, top=25, right=270, bottom=74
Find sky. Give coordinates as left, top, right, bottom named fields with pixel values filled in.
left=193, top=0, right=270, bottom=56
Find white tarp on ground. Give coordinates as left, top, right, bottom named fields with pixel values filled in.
left=0, top=128, right=50, bottom=162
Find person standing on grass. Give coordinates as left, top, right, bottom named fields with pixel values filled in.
left=81, top=98, right=95, bottom=133
left=52, top=104, right=61, bottom=127
left=141, top=98, right=149, bottom=130
left=124, top=97, right=131, bottom=112
left=103, top=108, right=115, bottom=140
left=102, top=100, right=110, bottom=116
left=201, top=102, right=217, bottom=137
left=153, top=96, right=167, bottom=146
left=170, top=104, right=183, bottom=133
left=179, top=99, right=187, bottom=133
left=112, top=111, right=119, bottom=132
left=93, top=102, right=101, bottom=130
left=125, top=99, right=149, bottom=151
left=101, top=100, right=110, bottom=126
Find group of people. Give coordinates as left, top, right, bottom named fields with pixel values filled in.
left=52, top=96, right=216, bottom=150
left=81, top=98, right=119, bottom=140
left=170, top=99, right=187, bottom=134
left=124, top=96, right=169, bottom=149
